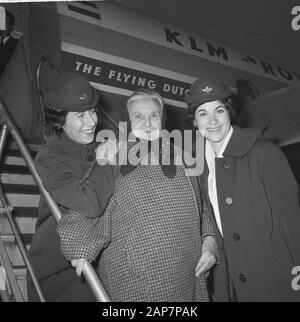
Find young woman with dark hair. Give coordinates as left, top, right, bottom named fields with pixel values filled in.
left=27, top=72, right=119, bottom=302
left=185, top=78, right=300, bottom=302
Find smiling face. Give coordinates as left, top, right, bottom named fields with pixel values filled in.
left=194, top=100, right=231, bottom=147
left=128, top=97, right=162, bottom=141
left=63, top=108, right=98, bottom=144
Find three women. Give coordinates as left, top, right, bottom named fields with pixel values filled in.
left=29, top=70, right=300, bottom=302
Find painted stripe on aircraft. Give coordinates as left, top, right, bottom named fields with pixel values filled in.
left=67, top=4, right=101, bottom=21
left=58, top=1, right=102, bottom=26
left=67, top=1, right=99, bottom=13
left=57, top=2, right=300, bottom=85
left=78, top=1, right=97, bottom=9
left=62, top=42, right=197, bottom=107
left=62, top=42, right=196, bottom=83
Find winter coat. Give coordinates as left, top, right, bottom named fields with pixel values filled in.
left=27, top=133, right=118, bottom=302
left=202, top=127, right=300, bottom=302
left=58, top=147, right=215, bottom=302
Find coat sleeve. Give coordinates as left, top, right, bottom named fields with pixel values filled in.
left=201, top=195, right=215, bottom=238
left=260, top=141, right=300, bottom=264
left=190, top=176, right=215, bottom=238
left=57, top=194, right=115, bottom=261
left=36, top=153, right=118, bottom=218
left=56, top=204, right=113, bottom=262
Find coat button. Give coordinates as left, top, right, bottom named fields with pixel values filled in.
left=233, top=233, right=240, bottom=241
left=225, top=197, right=233, bottom=205
left=239, top=274, right=247, bottom=283
left=223, top=162, right=230, bottom=169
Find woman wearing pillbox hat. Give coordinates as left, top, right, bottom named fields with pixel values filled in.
left=185, top=78, right=300, bottom=302
left=27, top=72, right=120, bottom=301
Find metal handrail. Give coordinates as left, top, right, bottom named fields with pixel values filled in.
left=0, top=124, right=44, bottom=302
left=0, top=231, right=24, bottom=302
left=0, top=99, right=111, bottom=302
left=36, top=57, right=62, bottom=139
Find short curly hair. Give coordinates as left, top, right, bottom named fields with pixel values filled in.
left=125, top=88, right=167, bottom=129
left=44, top=104, right=100, bottom=135
left=185, top=95, right=237, bottom=128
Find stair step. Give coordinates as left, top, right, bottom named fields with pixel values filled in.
left=12, top=207, right=39, bottom=218
left=13, top=267, right=28, bottom=302
left=0, top=266, right=28, bottom=302
left=0, top=215, right=37, bottom=235
left=2, top=234, right=33, bottom=246
left=1, top=173, right=36, bottom=185
left=5, top=193, right=40, bottom=207
left=0, top=140, right=41, bottom=302
left=1, top=164, right=32, bottom=175
left=2, top=151, right=37, bottom=166
left=13, top=267, right=27, bottom=275
left=0, top=249, right=28, bottom=302
left=2, top=184, right=39, bottom=195
left=1, top=235, right=32, bottom=293
left=8, top=141, right=42, bottom=152
left=4, top=149, right=37, bottom=159
left=2, top=156, right=28, bottom=167
left=1, top=146, right=38, bottom=167
left=1, top=242, right=30, bottom=267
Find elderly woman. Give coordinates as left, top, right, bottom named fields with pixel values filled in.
left=185, top=78, right=300, bottom=302
left=58, top=88, right=217, bottom=302
left=27, top=72, right=119, bottom=302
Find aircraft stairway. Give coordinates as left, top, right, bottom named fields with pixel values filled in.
left=0, top=139, right=42, bottom=301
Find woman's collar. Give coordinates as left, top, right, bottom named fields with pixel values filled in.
left=58, top=132, right=97, bottom=160
left=223, top=126, right=264, bottom=158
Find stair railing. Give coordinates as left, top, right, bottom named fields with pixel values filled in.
left=36, top=57, right=62, bottom=140
left=0, top=99, right=111, bottom=302
left=0, top=123, right=41, bottom=302
left=0, top=214, right=24, bottom=302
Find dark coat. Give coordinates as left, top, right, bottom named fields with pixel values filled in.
left=27, top=133, right=117, bottom=302
left=203, top=127, right=300, bottom=302
left=0, top=37, right=17, bottom=77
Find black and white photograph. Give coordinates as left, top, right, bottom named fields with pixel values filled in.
left=0, top=0, right=300, bottom=305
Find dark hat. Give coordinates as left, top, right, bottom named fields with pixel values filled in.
left=44, top=72, right=99, bottom=112
left=185, top=79, right=231, bottom=106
